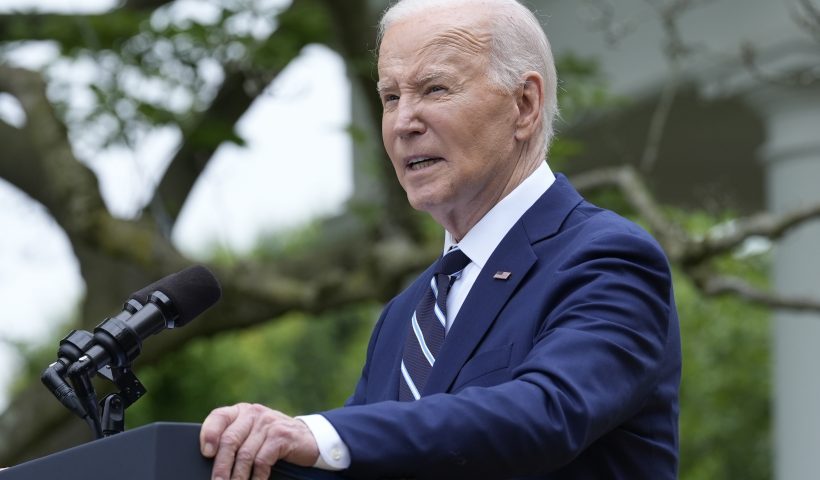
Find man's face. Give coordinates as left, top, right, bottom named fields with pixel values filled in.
left=377, top=10, right=523, bottom=234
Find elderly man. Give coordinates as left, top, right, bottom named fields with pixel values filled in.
left=200, top=0, right=681, bottom=479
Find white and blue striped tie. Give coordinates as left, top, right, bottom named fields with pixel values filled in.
left=399, top=247, right=471, bottom=401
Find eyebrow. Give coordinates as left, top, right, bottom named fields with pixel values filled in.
left=376, top=68, right=453, bottom=95
left=415, top=69, right=451, bottom=86
left=376, top=79, right=393, bottom=95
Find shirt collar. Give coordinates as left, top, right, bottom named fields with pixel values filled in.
left=444, top=162, right=556, bottom=268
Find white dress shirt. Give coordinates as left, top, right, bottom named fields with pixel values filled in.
left=300, top=162, right=556, bottom=470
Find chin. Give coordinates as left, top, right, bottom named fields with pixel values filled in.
left=406, top=196, right=429, bottom=212
left=406, top=194, right=438, bottom=214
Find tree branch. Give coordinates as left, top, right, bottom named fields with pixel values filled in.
left=571, top=165, right=689, bottom=258
left=0, top=66, right=106, bottom=235
left=694, top=272, right=820, bottom=312
left=148, top=0, right=332, bottom=232
left=682, top=202, right=820, bottom=265
left=573, top=165, right=820, bottom=315
left=0, top=7, right=161, bottom=49
left=793, top=0, right=820, bottom=43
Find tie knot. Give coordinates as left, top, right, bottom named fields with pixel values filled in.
left=437, top=247, right=471, bottom=276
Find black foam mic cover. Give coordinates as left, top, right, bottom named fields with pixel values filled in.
left=129, top=265, right=222, bottom=327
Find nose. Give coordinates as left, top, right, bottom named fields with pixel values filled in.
left=391, top=98, right=426, bottom=139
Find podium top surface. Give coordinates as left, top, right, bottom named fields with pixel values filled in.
left=0, top=422, right=342, bottom=480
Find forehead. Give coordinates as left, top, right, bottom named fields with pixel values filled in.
left=377, top=9, right=492, bottom=79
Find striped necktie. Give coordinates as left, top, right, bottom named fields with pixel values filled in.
left=399, top=247, right=471, bottom=401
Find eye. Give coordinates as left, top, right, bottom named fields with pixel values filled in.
left=425, top=85, right=446, bottom=95
left=382, top=93, right=399, bottom=105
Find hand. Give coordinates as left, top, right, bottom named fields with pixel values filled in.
left=200, top=403, right=320, bottom=480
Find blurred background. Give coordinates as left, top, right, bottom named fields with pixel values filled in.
left=1, top=0, right=819, bottom=478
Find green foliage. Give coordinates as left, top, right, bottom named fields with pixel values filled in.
left=1, top=0, right=330, bottom=156
left=250, top=220, right=326, bottom=263
left=550, top=52, right=620, bottom=170
left=555, top=52, right=619, bottom=124
left=677, top=265, right=772, bottom=480
left=125, top=303, right=379, bottom=426
left=673, top=208, right=772, bottom=479
left=4, top=337, right=57, bottom=398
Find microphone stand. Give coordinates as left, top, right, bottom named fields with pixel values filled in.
left=44, top=329, right=148, bottom=439
left=99, top=364, right=147, bottom=437
left=68, top=357, right=147, bottom=438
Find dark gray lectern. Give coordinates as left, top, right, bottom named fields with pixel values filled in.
left=0, top=422, right=343, bottom=480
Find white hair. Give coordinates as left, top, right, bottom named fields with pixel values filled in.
left=378, top=0, right=559, bottom=154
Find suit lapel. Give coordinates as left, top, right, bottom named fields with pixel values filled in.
left=422, top=175, right=585, bottom=395
left=424, top=224, right=536, bottom=394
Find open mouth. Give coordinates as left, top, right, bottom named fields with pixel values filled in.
left=407, top=157, right=443, bottom=171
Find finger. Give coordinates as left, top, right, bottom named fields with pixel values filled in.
left=228, top=414, right=270, bottom=480
left=200, top=405, right=240, bottom=458
left=250, top=429, right=286, bottom=480
left=212, top=406, right=256, bottom=480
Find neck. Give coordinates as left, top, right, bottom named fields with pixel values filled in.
left=440, top=148, right=542, bottom=241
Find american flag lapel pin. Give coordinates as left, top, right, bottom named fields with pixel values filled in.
left=493, top=271, right=512, bottom=280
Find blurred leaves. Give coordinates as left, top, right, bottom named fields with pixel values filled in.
left=555, top=52, right=620, bottom=126
left=126, top=303, right=379, bottom=424
left=677, top=265, right=771, bottom=480
left=550, top=52, right=621, bottom=170
left=3, top=0, right=329, bottom=158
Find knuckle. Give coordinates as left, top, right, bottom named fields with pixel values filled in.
left=211, top=459, right=233, bottom=476
left=266, top=423, right=286, bottom=438
left=254, top=456, right=273, bottom=470
left=250, top=403, right=273, bottom=415
left=219, top=431, right=243, bottom=449
left=235, top=448, right=256, bottom=464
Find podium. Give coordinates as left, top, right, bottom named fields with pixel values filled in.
left=0, top=422, right=344, bottom=480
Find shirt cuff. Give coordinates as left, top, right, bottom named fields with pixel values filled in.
left=296, top=414, right=351, bottom=471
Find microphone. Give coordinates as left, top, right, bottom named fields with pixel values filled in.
left=41, top=330, right=96, bottom=419
left=68, top=265, right=222, bottom=377
left=41, top=265, right=220, bottom=437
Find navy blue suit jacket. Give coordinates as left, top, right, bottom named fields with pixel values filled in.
left=322, top=175, right=681, bottom=479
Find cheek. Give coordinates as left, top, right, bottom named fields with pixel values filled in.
left=381, top=116, right=392, bottom=148
left=470, top=112, right=517, bottom=155
left=381, top=117, right=400, bottom=170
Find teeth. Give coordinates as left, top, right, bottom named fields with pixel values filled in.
left=408, top=157, right=439, bottom=170
left=409, top=157, right=433, bottom=164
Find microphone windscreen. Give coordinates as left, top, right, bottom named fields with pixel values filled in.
left=129, top=265, right=222, bottom=327
left=130, top=276, right=165, bottom=305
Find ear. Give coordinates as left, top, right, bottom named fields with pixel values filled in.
left=514, top=71, right=545, bottom=142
